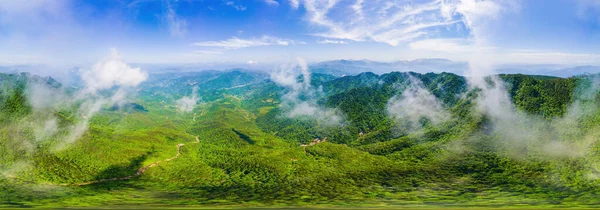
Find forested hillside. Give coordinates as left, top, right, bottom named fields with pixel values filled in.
left=2, top=69, right=600, bottom=208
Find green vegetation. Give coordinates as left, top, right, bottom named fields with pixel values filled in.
left=1, top=70, right=600, bottom=208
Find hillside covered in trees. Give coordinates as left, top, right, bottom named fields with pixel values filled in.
left=2, top=67, right=600, bottom=208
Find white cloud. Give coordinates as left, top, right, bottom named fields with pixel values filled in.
left=176, top=87, right=199, bottom=112
left=264, top=0, right=279, bottom=6
left=455, top=0, right=503, bottom=29
left=292, top=0, right=520, bottom=47
left=224, top=1, right=246, bottom=11
left=270, top=57, right=344, bottom=124
left=352, top=0, right=364, bottom=20
left=289, top=0, right=299, bottom=9
left=247, top=60, right=258, bottom=64
left=317, top=39, right=348, bottom=44
left=81, top=48, right=148, bottom=94
left=192, top=36, right=303, bottom=50
left=295, top=0, right=458, bottom=46
left=387, top=75, right=449, bottom=131
left=58, top=49, right=149, bottom=150
left=454, top=0, right=519, bottom=44
left=163, top=0, right=187, bottom=38
left=194, top=50, right=223, bottom=54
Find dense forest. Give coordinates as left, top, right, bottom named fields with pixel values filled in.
left=2, top=68, right=600, bottom=208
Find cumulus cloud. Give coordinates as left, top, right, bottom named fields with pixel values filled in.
left=60, top=49, right=148, bottom=149
left=270, top=57, right=344, bottom=124
left=387, top=74, right=450, bottom=131
left=81, top=48, right=148, bottom=94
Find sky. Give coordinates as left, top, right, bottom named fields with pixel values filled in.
left=0, top=0, right=599, bottom=66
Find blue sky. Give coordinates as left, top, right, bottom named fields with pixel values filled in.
left=0, top=0, right=599, bottom=66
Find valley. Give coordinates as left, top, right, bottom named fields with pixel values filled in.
left=1, top=68, right=600, bottom=208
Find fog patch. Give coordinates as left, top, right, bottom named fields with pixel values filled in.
left=387, top=75, right=449, bottom=131
left=34, top=119, right=59, bottom=142
left=27, top=81, right=69, bottom=111
left=56, top=49, right=147, bottom=150
left=449, top=1, right=600, bottom=176
left=1, top=49, right=147, bottom=166
left=270, top=57, right=344, bottom=124
left=81, top=48, right=147, bottom=94
left=176, top=87, right=199, bottom=112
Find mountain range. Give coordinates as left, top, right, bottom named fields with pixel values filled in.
left=1, top=67, right=600, bottom=208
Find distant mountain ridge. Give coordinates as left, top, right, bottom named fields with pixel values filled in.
left=310, top=59, right=600, bottom=78
left=2, top=60, right=600, bottom=82
left=1, top=68, right=599, bottom=207
left=310, top=58, right=468, bottom=76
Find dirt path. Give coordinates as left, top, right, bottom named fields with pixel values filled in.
left=6, top=136, right=201, bottom=186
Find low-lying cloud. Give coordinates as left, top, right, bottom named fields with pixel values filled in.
left=2, top=48, right=148, bottom=176
left=81, top=49, right=147, bottom=94
left=270, top=57, right=344, bottom=124
left=176, top=87, right=199, bottom=113
left=387, top=74, right=450, bottom=131
left=53, top=49, right=147, bottom=150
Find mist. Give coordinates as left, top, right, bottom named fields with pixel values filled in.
left=270, top=57, right=344, bottom=124
left=22, top=49, right=147, bottom=152
left=386, top=74, right=450, bottom=132
left=176, top=87, right=199, bottom=112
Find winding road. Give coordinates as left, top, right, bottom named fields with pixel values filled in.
left=6, top=136, right=200, bottom=186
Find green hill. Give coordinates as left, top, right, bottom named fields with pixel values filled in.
left=2, top=70, right=600, bottom=208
